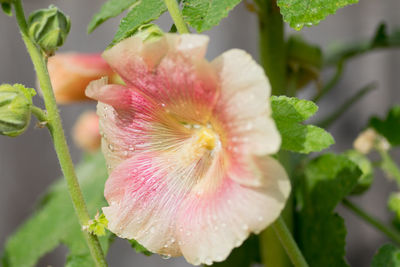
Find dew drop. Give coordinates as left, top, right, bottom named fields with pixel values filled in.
left=162, top=254, right=171, bottom=260
left=108, top=143, right=114, bottom=152
left=106, top=164, right=111, bottom=170
left=163, top=244, right=169, bottom=248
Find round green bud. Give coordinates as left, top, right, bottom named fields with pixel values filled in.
left=28, top=5, right=70, bottom=55
left=0, top=84, right=35, bottom=137
left=134, top=24, right=164, bottom=43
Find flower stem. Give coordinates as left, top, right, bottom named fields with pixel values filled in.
left=163, top=0, right=189, bottom=34
left=272, top=216, right=309, bottom=267
left=13, top=1, right=107, bottom=266
left=31, top=106, right=48, bottom=123
left=342, top=198, right=400, bottom=245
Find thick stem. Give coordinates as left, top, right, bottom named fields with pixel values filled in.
left=163, top=0, right=189, bottom=34
left=272, top=216, right=309, bottom=267
left=13, top=1, right=107, bottom=266
left=342, top=198, right=400, bottom=245
left=257, top=0, right=286, bottom=95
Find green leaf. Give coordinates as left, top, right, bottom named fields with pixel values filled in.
left=277, top=0, right=358, bottom=30
left=182, top=0, right=241, bottom=32
left=1, top=153, right=111, bottom=267
left=111, top=0, right=166, bottom=45
left=1, top=3, right=12, bottom=16
left=87, top=0, right=138, bottom=33
left=371, top=244, right=400, bottom=267
left=344, top=150, right=373, bottom=195
left=298, top=154, right=362, bottom=267
left=210, top=235, right=260, bottom=267
left=129, top=239, right=153, bottom=256
left=271, top=96, right=334, bottom=153
left=369, top=106, right=400, bottom=146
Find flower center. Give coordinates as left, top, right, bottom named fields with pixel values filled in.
left=195, top=127, right=217, bottom=151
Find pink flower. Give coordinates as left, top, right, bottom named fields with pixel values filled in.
left=86, top=34, right=290, bottom=265
left=47, top=53, right=115, bottom=104
left=72, top=111, right=101, bottom=153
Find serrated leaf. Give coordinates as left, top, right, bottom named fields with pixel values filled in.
left=111, top=0, right=166, bottom=45
left=277, top=0, right=358, bottom=30
left=271, top=96, right=334, bottom=153
left=182, top=0, right=241, bottom=32
left=1, top=153, right=111, bottom=267
left=88, top=0, right=138, bottom=33
left=298, top=154, right=361, bottom=267
left=369, top=106, right=400, bottom=146
left=371, top=244, right=400, bottom=267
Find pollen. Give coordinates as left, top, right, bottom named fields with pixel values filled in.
left=196, top=127, right=217, bottom=150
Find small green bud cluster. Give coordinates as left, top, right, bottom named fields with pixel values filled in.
left=28, top=5, right=70, bottom=55
left=0, top=84, right=35, bottom=137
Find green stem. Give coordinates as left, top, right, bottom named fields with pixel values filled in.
left=256, top=0, right=286, bottom=95
left=163, top=0, right=189, bottom=34
left=272, top=216, right=309, bottom=267
left=313, top=60, right=344, bottom=102
left=31, top=106, right=48, bottom=123
left=13, top=1, right=107, bottom=266
left=317, top=83, right=376, bottom=128
left=342, top=198, right=400, bottom=245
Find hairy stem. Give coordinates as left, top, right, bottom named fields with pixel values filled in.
left=163, top=0, right=189, bottom=34
left=13, top=1, right=107, bottom=266
left=272, top=216, right=309, bottom=267
left=342, top=198, right=400, bottom=245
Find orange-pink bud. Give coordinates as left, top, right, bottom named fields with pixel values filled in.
left=72, top=111, right=101, bottom=153
left=47, top=53, right=114, bottom=104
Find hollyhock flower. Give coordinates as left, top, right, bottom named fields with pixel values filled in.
left=46, top=53, right=116, bottom=104
left=72, top=111, right=101, bottom=153
left=86, top=33, right=290, bottom=265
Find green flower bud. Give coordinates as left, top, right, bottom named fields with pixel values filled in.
left=28, top=5, right=70, bottom=55
left=0, top=84, right=35, bottom=137
left=134, top=24, right=164, bottom=43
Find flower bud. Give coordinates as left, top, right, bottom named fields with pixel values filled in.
left=0, top=84, right=35, bottom=137
left=72, top=111, right=101, bottom=153
left=46, top=53, right=116, bottom=104
left=28, top=5, right=70, bottom=55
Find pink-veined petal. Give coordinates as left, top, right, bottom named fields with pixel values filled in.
left=103, top=34, right=218, bottom=124
left=212, top=49, right=281, bottom=156
left=176, top=156, right=290, bottom=265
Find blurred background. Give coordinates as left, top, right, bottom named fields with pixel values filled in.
left=0, top=0, right=400, bottom=266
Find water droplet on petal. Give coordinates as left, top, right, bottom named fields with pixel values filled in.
left=108, top=143, right=114, bottom=152
left=163, top=244, right=169, bottom=248
left=162, top=254, right=171, bottom=259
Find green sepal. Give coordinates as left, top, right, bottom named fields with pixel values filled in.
left=28, top=5, right=70, bottom=55
left=0, top=84, right=35, bottom=137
